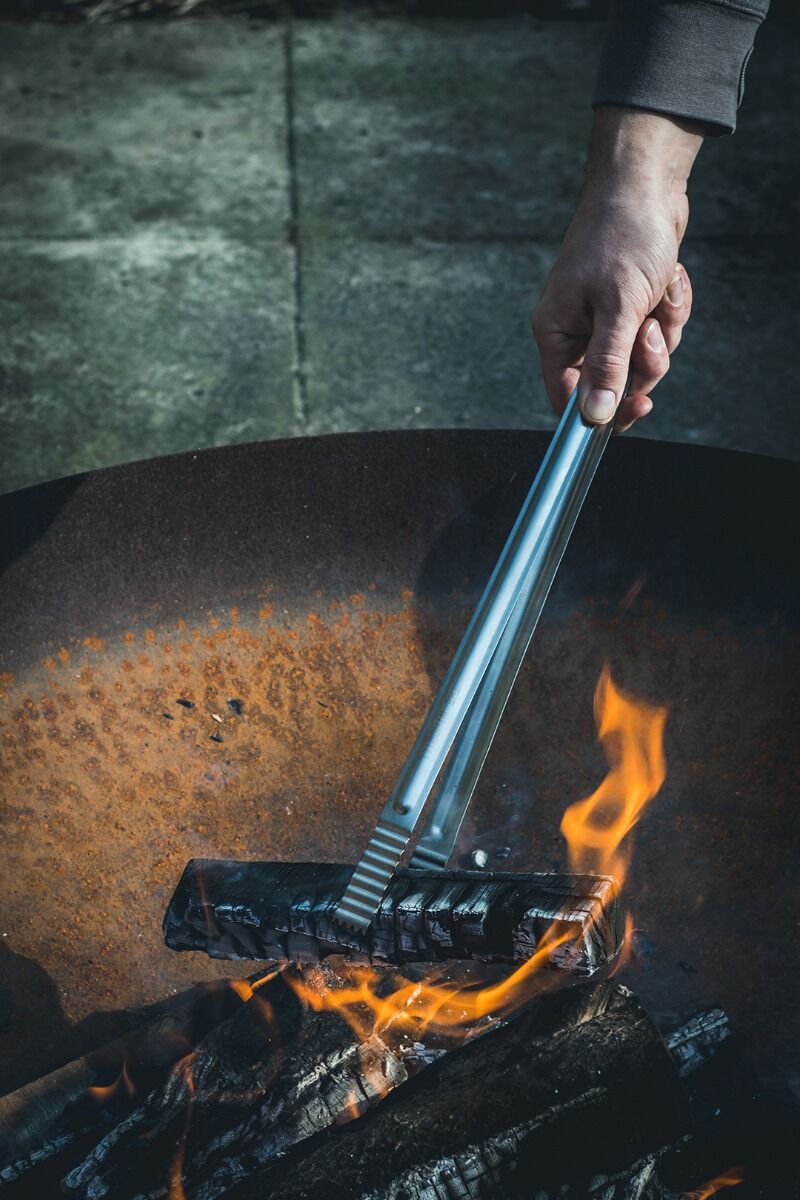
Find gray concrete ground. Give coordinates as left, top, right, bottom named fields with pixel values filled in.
left=0, top=14, right=798, bottom=493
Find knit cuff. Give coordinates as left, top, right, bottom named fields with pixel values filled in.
left=593, top=1, right=766, bottom=136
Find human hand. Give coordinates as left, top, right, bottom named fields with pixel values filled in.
left=533, top=107, right=703, bottom=431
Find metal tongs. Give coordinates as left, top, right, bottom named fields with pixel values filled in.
left=336, top=388, right=614, bottom=931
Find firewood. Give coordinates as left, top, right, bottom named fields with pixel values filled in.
left=62, top=978, right=688, bottom=1200
left=226, top=981, right=689, bottom=1200
left=163, top=859, right=623, bottom=976
left=0, top=978, right=247, bottom=1188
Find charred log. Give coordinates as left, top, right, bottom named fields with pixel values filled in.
left=62, top=962, right=438, bottom=1200
left=63, top=978, right=689, bottom=1200
left=228, top=981, right=690, bottom=1200
left=164, top=859, right=623, bottom=976
left=0, top=978, right=247, bottom=1188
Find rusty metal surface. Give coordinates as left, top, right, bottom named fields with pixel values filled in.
left=0, top=430, right=798, bottom=1101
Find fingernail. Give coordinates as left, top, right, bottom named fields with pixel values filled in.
left=667, top=273, right=684, bottom=306
left=583, top=388, right=617, bottom=423
left=646, top=319, right=665, bottom=352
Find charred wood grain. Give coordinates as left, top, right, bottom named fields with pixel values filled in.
left=665, top=1009, right=730, bottom=1079
left=63, top=978, right=688, bottom=1200
left=227, top=982, right=689, bottom=1200
left=0, top=978, right=243, bottom=1188
left=163, top=860, right=623, bottom=976
left=62, top=962, right=438, bottom=1200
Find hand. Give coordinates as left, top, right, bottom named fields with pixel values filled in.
left=533, top=107, right=703, bottom=431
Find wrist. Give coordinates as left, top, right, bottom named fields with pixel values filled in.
left=584, top=105, right=704, bottom=201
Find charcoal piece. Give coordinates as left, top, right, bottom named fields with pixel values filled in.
left=163, top=859, right=623, bottom=976
left=62, top=979, right=688, bottom=1200
left=355, top=1134, right=665, bottom=1200
left=665, top=1008, right=730, bottom=1078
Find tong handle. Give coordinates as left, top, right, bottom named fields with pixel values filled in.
left=409, top=392, right=612, bottom=869
left=335, top=388, right=613, bottom=930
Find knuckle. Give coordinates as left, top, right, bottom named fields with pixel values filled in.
left=585, top=347, right=630, bottom=374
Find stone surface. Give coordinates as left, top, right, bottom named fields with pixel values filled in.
left=302, top=239, right=555, bottom=434
left=300, top=236, right=800, bottom=459
left=292, top=17, right=799, bottom=243
left=0, top=237, right=295, bottom=492
left=0, top=13, right=798, bottom=493
left=0, top=21, right=288, bottom=240
left=293, top=18, right=593, bottom=243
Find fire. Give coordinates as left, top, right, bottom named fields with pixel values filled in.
left=286, top=923, right=575, bottom=1048
left=88, top=1059, right=135, bottom=1104
left=230, top=966, right=283, bottom=1004
left=608, top=910, right=636, bottom=978
left=560, top=665, right=667, bottom=883
left=685, top=1166, right=745, bottom=1198
left=282, top=666, right=666, bottom=1051
left=167, top=1053, right=197, bottom=1200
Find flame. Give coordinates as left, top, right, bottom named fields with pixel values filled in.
left=230, top=966, right=283, bottom=1004
left=560, top=665, right=667, bottom=883
left=608, top=910, right=635, bottom=978
left=685, top=1166, right=745, bottom=1198
left=167, top=1054, right=196, bottom=1200
left=89, top=1059, right=135, bottom=1104
left=344, top=1090, right=363, bottom=1122
left=286, top=923, right=575, bottom=1046
left=283, top=666, right=666, bottom=1046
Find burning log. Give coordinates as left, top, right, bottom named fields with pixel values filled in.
left=62, top=977, right=689, bottom=1200
left=225, top=982, right=690, bottom=1200
left=163, top=859, right=623, bottom=976
left=0, top=978, right=247, bottom=1189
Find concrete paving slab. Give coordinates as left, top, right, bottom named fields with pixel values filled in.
left=292, top=17, right=798, bottom=243
left=301, top=237, right=800, bottom=460
left=293, top=17, right=592, bottom=243
left=0, top=21, right=288, bottom=239
left=0, top=237, right=296, bottom=493
left=301, top=239, right=557, bottom=435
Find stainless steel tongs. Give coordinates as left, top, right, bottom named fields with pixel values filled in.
left=335, top=388, right=614, bottom=932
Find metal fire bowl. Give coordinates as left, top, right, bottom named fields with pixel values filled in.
left=1, top=430, right=797, bottom=1099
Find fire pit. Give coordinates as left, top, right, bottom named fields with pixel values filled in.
left=0, top=430, right=797, bottom=1196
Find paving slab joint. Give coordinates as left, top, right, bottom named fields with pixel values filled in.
left=284, top=20, right=310, bottom=431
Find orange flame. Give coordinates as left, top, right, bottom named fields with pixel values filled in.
left=229, top=966, right=283, bottom=1004
left=167, top=1054, right=197, bottom=1200
left=286, top=923, right=575, bottom=1046
left=89, top=1059, right=135, bottom=1104
left=282, top=666, right=666, bottom=1047
left=560, top=665, right=667, bottom=883
left=608, top=910, right=635, bottom=978
left=685, top=1166, right=745, bottom=1198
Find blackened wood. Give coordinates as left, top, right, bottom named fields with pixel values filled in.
left=63, top=979, right=688, bottom=1200
left=227, top=982, right=689, bottom=1200
left=163, top=859, right=622, bottom=976
left=0, top=979, right=244, bottom=1186
left=665, top=1008, right=730, bottom=1078
left=62, top=962, right=438, bottom=1200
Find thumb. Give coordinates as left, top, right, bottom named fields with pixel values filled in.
left=578, top=311, right=638, bottom=425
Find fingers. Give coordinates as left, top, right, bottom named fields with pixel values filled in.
left=532, top=307, right=586, bottom=417
left=615, top=392, right=653, bottom=434
left=651, top=262, right=692, bottom=353
left=577, top=310, right=642, bottom=425
left=628, top=316, right=670, bottom=399
left=620, top=263, right=692, bottom=430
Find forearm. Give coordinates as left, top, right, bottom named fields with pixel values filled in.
left=585, top=107, right=704, bottom=205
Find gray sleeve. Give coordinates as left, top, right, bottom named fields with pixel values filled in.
left=593, top=0, right=771, bottom=135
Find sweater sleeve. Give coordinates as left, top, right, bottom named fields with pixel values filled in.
left=593, top=0, right=770, bottom=135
